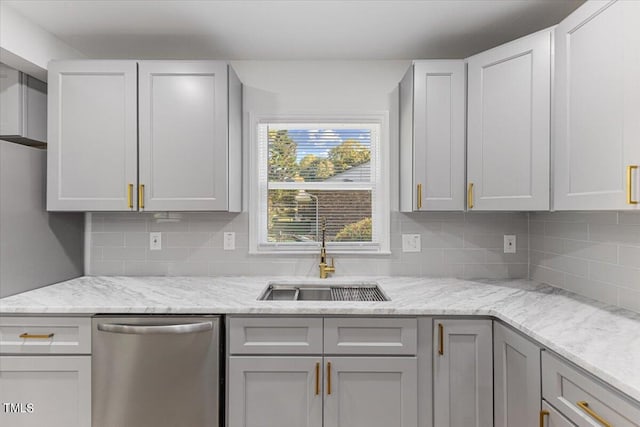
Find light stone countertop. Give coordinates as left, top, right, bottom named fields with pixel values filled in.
left=1, top=275, right=640, bottom=404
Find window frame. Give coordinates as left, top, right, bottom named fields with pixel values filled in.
left=248, top=112, right=390, bottom=255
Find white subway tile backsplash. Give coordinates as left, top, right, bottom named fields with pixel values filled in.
left=125, top=232, right=150, bottom=247
left=564, top=274, right=619, bottom=306
left=620, top=246, right=640, bottom=269
left=618, top=212, right=640, bottom=225
left=562, top=240, right=618, bottom=263
left=89, top=211, right=529, bottom=280
left=102, top=247, right=146, bottom=262
left=164, top=232, right=215, bottom=248
left=589, top=262, right=640, bottom=290
left=545, top=221, right=589, bottom=240
left=530, top=211, right=640, bottom=312
left=92, top=232, right=124, bottom=247
left=125, top=261, right=169, bottom=276
left=444, top=248, right=486, bottom=264
left=589, top=223, right=640, bottom=244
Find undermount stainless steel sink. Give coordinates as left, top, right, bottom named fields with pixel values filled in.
left=258, top=282, right=389, bottom=302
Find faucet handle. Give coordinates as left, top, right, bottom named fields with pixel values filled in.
left=330, top=258, right=335, bottom=268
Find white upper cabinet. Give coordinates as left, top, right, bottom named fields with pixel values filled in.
left=0, top=63, right=47, bottom=147
left=554, top=0, right=640, bottom=210
left=138, top=61, right=230, bottom=211
left=467, top=29, right=552, bottom=211
left=400, top=61, right=466, bottom=212
left=47, top=60, right=138, bottom=211
left=47, top=60, right=242, bottom=212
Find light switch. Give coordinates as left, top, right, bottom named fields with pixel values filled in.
left=402, top=234, right=421, bottom=252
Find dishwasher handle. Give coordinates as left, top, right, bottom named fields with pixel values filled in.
left=97, top=321, right=213, bottom=335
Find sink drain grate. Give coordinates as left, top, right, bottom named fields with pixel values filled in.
left=330, top=286, right=387, bottom=301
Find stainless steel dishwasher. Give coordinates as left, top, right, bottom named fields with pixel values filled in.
left=92, top=315, right=221, bottom=427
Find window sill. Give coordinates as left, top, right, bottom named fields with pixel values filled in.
left=249, top=249, right=392, bottom=256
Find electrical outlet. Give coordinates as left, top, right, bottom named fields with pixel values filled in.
left=504, top=235, right=516, bottom=253
left=224, top=232, right=236, bottom=251
left=402, top=234, right=421, bottom=252
left=149, top=232, right=162, bottom=251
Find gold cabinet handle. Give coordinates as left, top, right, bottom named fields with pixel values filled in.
left=127, top=184, right=134, bottom=209
left=327, top=361, right=332, bottom=395
left=627, top=165, right=638, bottom=205
left=315, top=362, right=320, bottom=395
left=438, top=323, right=444, bottom=355
left=468, top=183, right=474, bottom=209
left=539, top=410, right=549, bottom=427
left=20, top=333, right=54, bottom=339
left=577, top=401, right=611, bottom=427
left=139, top=184, right=145, bottom=209
left=417, top=183, right=423, bottom=210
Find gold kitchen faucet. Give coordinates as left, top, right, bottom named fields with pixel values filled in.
left=319, top=218, right=335, bottom=279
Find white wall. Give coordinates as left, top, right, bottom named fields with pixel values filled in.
left=0, top=141, right=84, bottom=297
left=0, top=4, right=83, bottom=80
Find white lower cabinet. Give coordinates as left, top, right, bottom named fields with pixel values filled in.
left=542, top=351, right=640, bottom=427
left=227, top=356, right=323, bottom=427
left=227, top=355, right=417, bottom=427
left=227, top=316, right=418, bottom=427
left=0, top=355, right=91, bottom=427
left=433, top=319, right=493, bottom=427
left=324, top=357, right=417, bottom=427
left=494, top=322, right=542, bottom=427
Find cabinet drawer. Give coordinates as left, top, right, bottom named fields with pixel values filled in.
left=0, top=355, right=91, bottom=427
left=0, top=317, right=91, bottom=355
left=228, top=317, right=323, bottom=355
left=542, top=352, right=640, bottom=426
left=324, top=318, right=417, bottom=355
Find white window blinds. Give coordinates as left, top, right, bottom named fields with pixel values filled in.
left=254, top=122, right=386, bottom=253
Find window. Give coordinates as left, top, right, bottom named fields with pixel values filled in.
left=250, top=115, right=389, bottom=254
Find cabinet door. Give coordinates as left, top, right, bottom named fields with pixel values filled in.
left=494, top=322, right=541, bottom=427
left=324, top=357, right=417, bottom=427
left=228, top=356, right=323, bottom=427
left=401, top=61, right=465, bottom=211
left=554, top=0, right=640, bottom=210
left=541, top=401, right=577, bottom=427
left=47, top=60, right=138, bottom=211
left=467, top=30, right=551, bottom=211
left=433, top=319, right=493, bottom=427
left=138, top=61, right=229, bottom=211
left=0, top=356, right=91, bottom=427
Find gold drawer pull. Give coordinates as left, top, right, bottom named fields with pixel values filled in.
left=327, top=361, right=332, bottom=395
left=577, top=401, right=612, bottom=427
left=417, top=183, right=423, bottom=210
left=127, top=183, right=134, bottom=209
left=539, top=410, right=549, bottom=427
left=139, top=184, right=145, bottom=209
left=20, top=333, right=54, bottom=339
left=628, top=165, right=638, bottom=205
left=468, top=183, right=474, bottom=209
left=438, top=323, right=444, bottom=356
left=315, top=362, right=320, bottom=395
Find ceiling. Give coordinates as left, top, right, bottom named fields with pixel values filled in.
left=4, top=0, right=584, bottom=60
